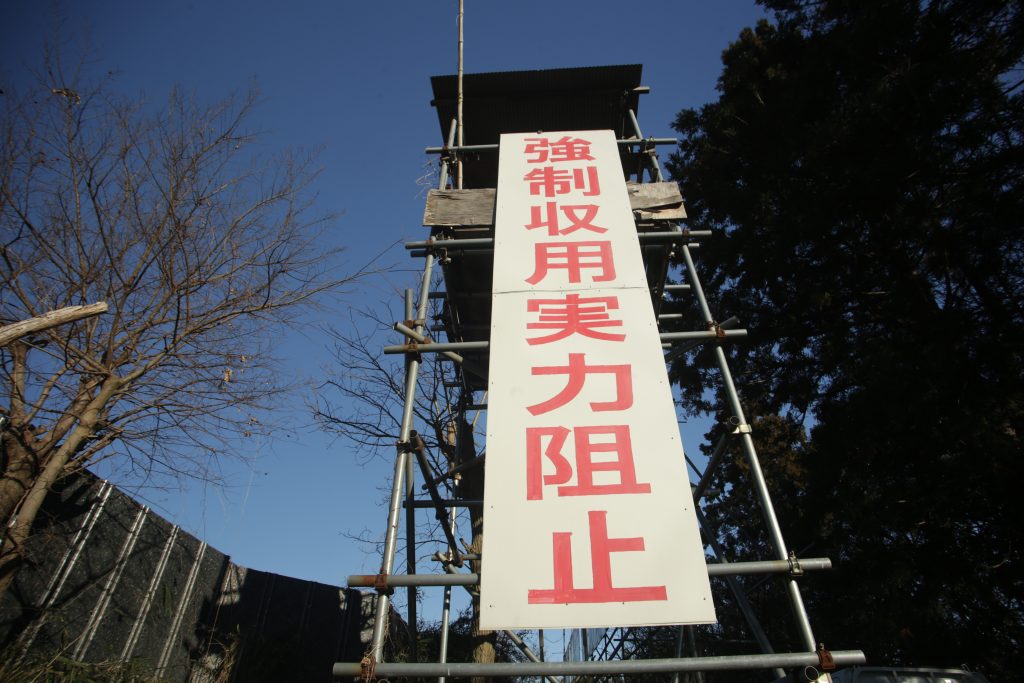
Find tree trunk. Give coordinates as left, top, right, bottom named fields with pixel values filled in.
left=468, top=506, right=496, bottom=683
left=0, top=439, right=41, bottom=593
left=0, top=378, right=117, bottom=596
left=0, top=437, right=71, bottom=597
left=0, top=542, right=23, bottom=598
left=0, top=433, right=27, bottom=594
left=0, top=436, right=39, bottom=524
left=457, top=418, right=495, bottom=682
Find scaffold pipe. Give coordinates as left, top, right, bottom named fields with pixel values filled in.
left=348, top=557, right=831, bottom=588
left=333, top=650, right=866, bottom=678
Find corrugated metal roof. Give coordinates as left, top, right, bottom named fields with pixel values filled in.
left=430, top=65, right=645, bottom=189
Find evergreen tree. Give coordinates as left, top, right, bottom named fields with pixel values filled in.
left=667, top=1, right=1023, bottom=676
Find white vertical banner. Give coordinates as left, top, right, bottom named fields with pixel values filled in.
left=480, top=130, right=716, bottom=630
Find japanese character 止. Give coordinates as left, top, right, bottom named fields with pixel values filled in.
left=523, top=135, right=595, bottom=164
left=525, top=425, right=651, bottom=499
left=528, top=510, right=667, bottom=604
left=526, top=293, right=625, bottom=345
left=525, top=202, right=607, bottom=236
left=527, top=352, right=632, bottom=416
left=525, top=241, right=616, bottom=285
left=523, top=166, right=601, bottom=198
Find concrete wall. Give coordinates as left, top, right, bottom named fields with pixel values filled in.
left=0, top=471, right=375, bottom=682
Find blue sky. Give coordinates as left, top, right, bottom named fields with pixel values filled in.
left=2, top=0, right=767, bottom=635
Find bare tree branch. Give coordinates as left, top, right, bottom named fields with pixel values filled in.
left=0, top=303, right=107, bottom=347
left=0, top=52, right=372, bottom=595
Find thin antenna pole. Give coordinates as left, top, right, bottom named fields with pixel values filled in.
left=456, top=0, right=465, bottom=190
left=404, top=289, right=418, bottom=659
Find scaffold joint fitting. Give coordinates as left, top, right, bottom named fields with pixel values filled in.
left=788, top=550, right=804, bottom=578
left=816, top=643, right=836, bottom=672
left=371, top=573, right=393, bottom=596
left=410, top=432, right=426, bottom=455
left=401, top=338, right=426, bottom=362
left=359, top=653, right=377, bottom=682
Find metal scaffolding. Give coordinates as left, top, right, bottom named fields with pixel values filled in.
left=334, top=64, right=864, bottom=681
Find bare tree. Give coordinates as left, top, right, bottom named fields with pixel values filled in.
left=314, top=306, right=470, bottom=467
left=314, top=301, right=499, bottom=669
left=0, top=55, right=365, bottom=594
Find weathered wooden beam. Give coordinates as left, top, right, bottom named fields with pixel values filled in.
left=423, top=182, right=685, bottom=226
left=423, top=188, right=495, bottom=226
left=627, top=182, right=687, bottom=220
left=0, top=303, right=109, bottom=347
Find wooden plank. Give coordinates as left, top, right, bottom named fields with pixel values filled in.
left=630, top=181, right=687, bottom=220
left=423, top=182, right=685, bottom=226
left=634, top=205, right=687, bottom=220
left=626, top=182, right=684, bottom=210
left=423, top=189, right=496, bottom=226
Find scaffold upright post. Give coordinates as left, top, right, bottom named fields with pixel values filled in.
left=368, top=250, right=436, bottom=664
left=435, top=116, right=458, bottom=683
left=403, top=287, right=418, bottom=656
left=679, top=243, right=818, bottom=651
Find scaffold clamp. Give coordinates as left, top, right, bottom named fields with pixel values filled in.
left=359, top=653, right=377, bottom=682
left=817, top=643, right=836, bottom=672
left=788, top=550, right=804, bottom=578
left=396, top=437, right=418, bottom=455
left=401, top=337, right=427, bottom=363
left=371, top=572, right=393, bottom=596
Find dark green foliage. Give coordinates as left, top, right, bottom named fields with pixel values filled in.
left=667, top=0, right=1023, bottom=677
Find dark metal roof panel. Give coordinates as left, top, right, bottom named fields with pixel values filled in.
left=431, top=64, right=643, bottom=141
left=431, top=65, right=644, bottom=188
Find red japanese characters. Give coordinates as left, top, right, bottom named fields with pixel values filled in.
left=482, top=129, right=714, bottom=629
left=515, top=135, right=664, bottom=605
